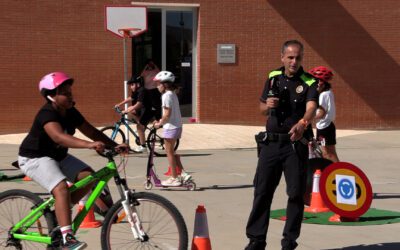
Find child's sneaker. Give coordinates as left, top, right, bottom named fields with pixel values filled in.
left=161, top=177, right=182, bottom=187
left=133, top=145, right=147, bottom=153
left=62, top=234, right=87, bottom=250
left=180, top=172, right=192, bottom=182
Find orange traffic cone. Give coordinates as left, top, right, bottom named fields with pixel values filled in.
left=77, top=204, right=102, bottom=228
left=305, top=169, right=330, bottom=213
left=23, top=175, right=32, bottom=181
left=329, top=213, right=359, bottom=222
left=192, top=205, right=212, bottom=250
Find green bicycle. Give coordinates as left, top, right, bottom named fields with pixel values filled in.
left=0, top=148, right=188, bottom=249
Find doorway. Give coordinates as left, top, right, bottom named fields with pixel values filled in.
left=132, top=8, right=197, bottom=118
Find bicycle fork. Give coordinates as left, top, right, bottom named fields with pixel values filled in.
left=120, top=190, right=149, bottom=242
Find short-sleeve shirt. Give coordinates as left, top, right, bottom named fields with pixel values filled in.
left=316, top=90, right=336, bottom=130
left=19, top=103, right=85, bottom=161
left=131, top=87, right=152, bottom=112
left=260, top=66, right=319, bottom=133
left=162, top=90, right=182, bottom=129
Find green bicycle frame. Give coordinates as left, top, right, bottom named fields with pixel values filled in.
left=11, top=159, right=118, bottom=245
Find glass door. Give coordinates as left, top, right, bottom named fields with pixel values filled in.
left=165, top=11, right=193, bottom=117
left=133, top=8, right=196, bottom=118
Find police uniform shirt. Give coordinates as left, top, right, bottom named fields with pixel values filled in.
left=260, top=66, right=319, bottom=133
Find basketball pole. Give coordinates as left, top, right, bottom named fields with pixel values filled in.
left=123, top=36, right=130, bottom=145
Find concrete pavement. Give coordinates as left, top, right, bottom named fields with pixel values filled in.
left=0, top=125, right=399, bottom=249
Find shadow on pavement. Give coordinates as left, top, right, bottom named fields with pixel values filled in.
left=323, top=242, right=400, bottom=250
left=197, top=184, right=253, bottom=191
left=373, top=193, right=400, bottom=199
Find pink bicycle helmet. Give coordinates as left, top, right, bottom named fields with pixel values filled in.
left=39, top=72, right=73, bottom=96
left=308, top=66, right=333, bottom=82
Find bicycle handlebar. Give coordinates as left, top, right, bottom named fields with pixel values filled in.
left=101, top=146, right=129, bottom=161
left=114, top=106, right=123, bottom=114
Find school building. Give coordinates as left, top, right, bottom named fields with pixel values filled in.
left=1, top=0, right=399, bottom=134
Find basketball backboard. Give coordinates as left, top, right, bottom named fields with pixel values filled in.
left=105, top=6, right=147, bottom=38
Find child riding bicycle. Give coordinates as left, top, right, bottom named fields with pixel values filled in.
left=114, top=76, right=155, bottom=153
left=308, top=66, right=340, bottom=163
left=18, top=72, right=127, bottom=250
left=153, top=71, right=191, bottom=187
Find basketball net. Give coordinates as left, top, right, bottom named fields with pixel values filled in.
left=118, top=28, right=141, bottom=38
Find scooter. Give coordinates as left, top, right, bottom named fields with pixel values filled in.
left=144, top=128, right=196, bottom=191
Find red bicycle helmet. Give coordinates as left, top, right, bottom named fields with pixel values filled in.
left=308, top=66, right=333, bottom=82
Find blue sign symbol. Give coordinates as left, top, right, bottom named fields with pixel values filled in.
left=338, top=179, right=354, bottom=199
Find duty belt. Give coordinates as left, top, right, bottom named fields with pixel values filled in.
left=255, top=132, right=291, bottom=143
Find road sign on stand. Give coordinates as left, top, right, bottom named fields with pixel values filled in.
left=319, top=162, right=373, bottom=219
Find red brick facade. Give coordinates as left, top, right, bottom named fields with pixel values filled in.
left=1, top=0, right=399, bottom=134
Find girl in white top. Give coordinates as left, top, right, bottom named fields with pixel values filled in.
left=153, top=71, right=191, bottom=186
left=309, top=66, right=340, bottom=163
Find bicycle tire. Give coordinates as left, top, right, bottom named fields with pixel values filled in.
left=100, top=126, right=126, bottom=144
left=146, top=129, right=180, bottom=157
left=0, top=189, right=57, bottom=250
left=101, top=192, right=188, bottom=250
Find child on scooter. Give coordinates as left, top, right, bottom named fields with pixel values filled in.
left=153, top=71, right=191, bottom=186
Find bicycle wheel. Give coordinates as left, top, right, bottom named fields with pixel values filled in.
left=0, top=189, right=57, bottom=249
left=146, top=129, right=180, bottom=157
left=100, top=126, right=126, bottom=144
left=101, top=192, right=188, bottom=250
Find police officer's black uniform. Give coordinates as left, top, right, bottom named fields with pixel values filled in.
left=245, top=66, right=318, bottom=250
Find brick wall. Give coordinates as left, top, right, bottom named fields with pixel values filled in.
left=1, top=0, right=399, bottom=134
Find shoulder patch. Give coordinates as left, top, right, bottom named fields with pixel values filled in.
left=269, top=70, right=282, bottom=79
left=300, top=73, right=316, bottom=86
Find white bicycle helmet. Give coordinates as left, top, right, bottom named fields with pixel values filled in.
left=153, top=71, right=175, bottom=83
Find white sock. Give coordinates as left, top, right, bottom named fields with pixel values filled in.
left=60, top=225, right=73, bottom=244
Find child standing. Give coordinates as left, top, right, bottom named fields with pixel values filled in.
left=153, top=71, right=191, bottom=186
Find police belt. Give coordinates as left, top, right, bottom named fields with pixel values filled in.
left=255, top=132, right=291, bottom=143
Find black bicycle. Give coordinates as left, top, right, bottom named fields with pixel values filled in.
left=100, top=107, right=179, bottom=157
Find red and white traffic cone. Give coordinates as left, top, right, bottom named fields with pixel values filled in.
left=305, top=169, right=330, bottom=213
left=77, top=199, right=102, bottom=228
left=192, top=205, right=212, bottom=250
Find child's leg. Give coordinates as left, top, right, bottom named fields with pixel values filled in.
left=51, top=180, right=72, bottom=226
left=137, top=123, right=146, bottom=146
left=321, top=145, right=339, bottom=163
left=175, top=154, right=184, bottom=171
left=70, top=170, right=95, bottom=204
left=165, top=138, right=178, bottom=178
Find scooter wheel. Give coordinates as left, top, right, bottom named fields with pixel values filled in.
left=144, top=181, right=153, bottom=190
left=186, top=181, right=196, bottom=191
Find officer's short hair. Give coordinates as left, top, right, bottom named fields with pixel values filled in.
left=281, top=40, right=304, bottom=54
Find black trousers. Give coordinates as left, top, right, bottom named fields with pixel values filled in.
left=246, top=140, right=308, bottom=249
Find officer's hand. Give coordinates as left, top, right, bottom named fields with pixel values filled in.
left=266, top=97, right=279, bottom=109
left=288, top=123, right=306, bottom=141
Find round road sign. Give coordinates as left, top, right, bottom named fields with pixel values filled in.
left=319, top=162, right=373, bottom=218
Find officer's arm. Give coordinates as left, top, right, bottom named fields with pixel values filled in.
left=289, top=100, right=317, bottom=141
left=259, top=101, right=269, bottom=116
left=302, top=100, right=318, bottom=125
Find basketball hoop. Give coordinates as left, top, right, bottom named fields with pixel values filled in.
left=118, top=28, right=142, bottom=38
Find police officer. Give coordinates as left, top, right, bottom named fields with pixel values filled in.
left=245, top=40, right=319, bottom=250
